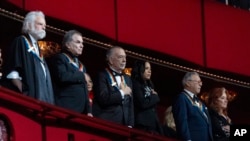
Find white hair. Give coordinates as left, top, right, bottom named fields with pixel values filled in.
left=182, top=71, right=199, bottom=87
left=22, top=11, right=45, bottom=34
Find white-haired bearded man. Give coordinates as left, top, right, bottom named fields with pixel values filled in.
left=1, top=11, right=54, bottom=104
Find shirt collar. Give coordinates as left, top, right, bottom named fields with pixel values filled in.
left=184, top=89, right=195, bottom=98
left=109, top=66, right=122, bottom=74
left=28, top=34, right=37, bottom=45
left=63, top=50, right=77, bottom=58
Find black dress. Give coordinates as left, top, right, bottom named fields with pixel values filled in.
left=209, top=109, right=230, bottom=141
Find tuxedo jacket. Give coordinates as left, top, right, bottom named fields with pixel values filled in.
left=172, top=91, right=213, bottom=141
left=92, top=69, right=134, bottom=127
left=47, top=52, right=90, bottom=113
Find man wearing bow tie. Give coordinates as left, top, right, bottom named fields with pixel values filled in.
left=172, top=72, right=213, bottom=141
left=93, top=46, right=134, bottom=127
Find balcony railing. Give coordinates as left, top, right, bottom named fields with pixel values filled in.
left=0, top=87, right=176, bottom=141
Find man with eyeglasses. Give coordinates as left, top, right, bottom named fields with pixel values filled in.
left=172, top=72, right=213, bottom=141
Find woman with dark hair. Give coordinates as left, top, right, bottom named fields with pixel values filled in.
left=207, top=87, right=232, bottom=141
left=131, top=60, right=163, bottom=135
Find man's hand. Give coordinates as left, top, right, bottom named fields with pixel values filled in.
left=120, top=82, right=132, bottom=96
left=11, top=79, right=22, bottom=92
left=151, top=89, right=158, bottom=95
left=87, top=113, right=93, bottom=117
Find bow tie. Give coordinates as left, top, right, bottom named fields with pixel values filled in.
left=112, top=71, right=123, bottom=76
left=193, top=96, right=199, bottom=102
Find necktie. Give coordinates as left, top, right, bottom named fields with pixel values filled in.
left=74, top=58, right=79, bottom=67
left=194, top=96, right=208, bottom=119
left=193, top=96, right=203, bottom=111
left=193, top=96, right=199, bottom=103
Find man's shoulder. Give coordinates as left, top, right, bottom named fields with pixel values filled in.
left=97, top=69, right=109, bottom=77
left=15, top=35, right=25, bottom=39
left=12, top=35, right=27, bottom=43
left=8, top=35, right=30, bottom=51
left=175, top=91, right=189, bottom=100
left=52, top=53, right=68, bottom=60
left=178, top=91, right=187, bottom=96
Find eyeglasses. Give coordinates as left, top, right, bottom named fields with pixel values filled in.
left=71, top=40, right=83, bottom=44
left=188, top=80, right=202, bottom=84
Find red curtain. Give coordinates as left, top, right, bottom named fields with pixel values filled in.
left=7, top=0, right=250, bottom=76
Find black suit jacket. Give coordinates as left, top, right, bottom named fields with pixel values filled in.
left=92, top=69, right=134, bottom=127
left=47, top=52, right=90, bottom=113
left=132, top=80, right=163, bottom=134
left=172, top=91, right=213, bottom=141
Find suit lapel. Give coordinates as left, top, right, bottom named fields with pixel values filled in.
left=183, top=91, right=209, bottom=123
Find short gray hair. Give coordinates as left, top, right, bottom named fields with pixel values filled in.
left=62, top=30, right=82, bottom=50
left=22, top=11, right=45, bottom=34
left=182, top=71, right=199, bottom=87
left=106, top=46, right=123, bottom=64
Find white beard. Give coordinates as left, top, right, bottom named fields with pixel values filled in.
left=30, top=23, right=46, bottom=40
left=30, top=29, right=46, bottom=40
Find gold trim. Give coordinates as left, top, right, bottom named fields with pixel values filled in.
left=0, top=7, right=249, bottom=88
